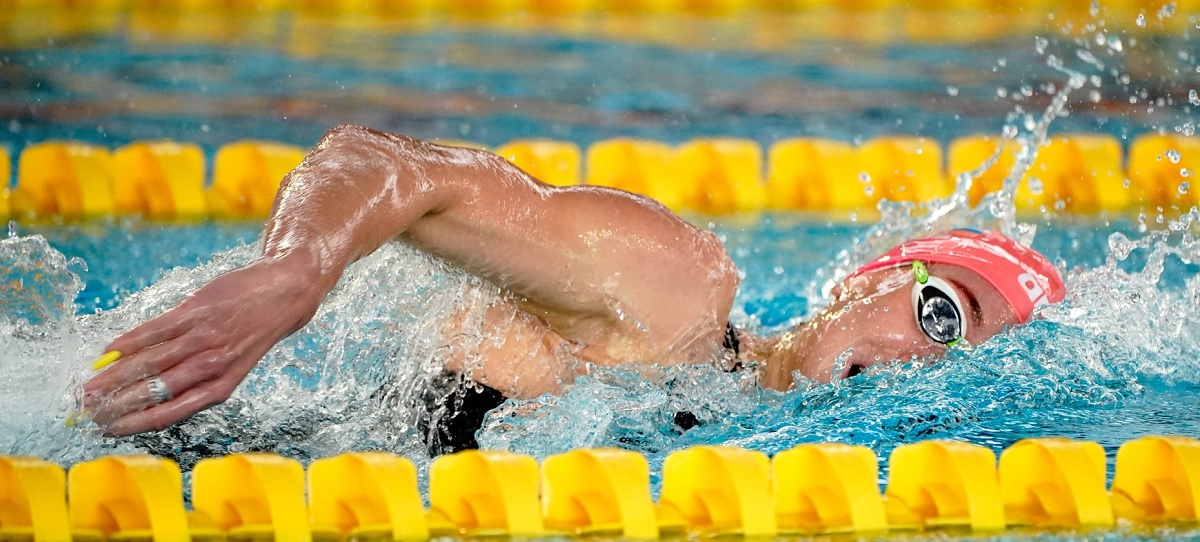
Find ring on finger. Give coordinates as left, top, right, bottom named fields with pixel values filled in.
left=147, top=376, right=173, bottom=404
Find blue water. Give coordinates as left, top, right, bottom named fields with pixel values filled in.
left=10, top=215, right=1200, bottom=469
left=2, top=9, right=1194, bottom=160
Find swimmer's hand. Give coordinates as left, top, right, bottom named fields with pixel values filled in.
left=81, top=253, right=326, bottom=436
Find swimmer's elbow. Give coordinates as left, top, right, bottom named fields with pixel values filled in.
left=696, top=230, right=741, bottom=307
left=316, top=124, right=422, bottom=161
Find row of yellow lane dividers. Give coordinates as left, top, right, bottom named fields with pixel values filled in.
left=1, top=436, right=1199, bottom=541
left=2, top=0, right=1194, bottom=17
left=1, top=133, right=1197, bottom=220
left=3, top=6, right=1188, bottom=57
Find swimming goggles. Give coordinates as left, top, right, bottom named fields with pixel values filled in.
left=911, top=260, right=966, bottom=347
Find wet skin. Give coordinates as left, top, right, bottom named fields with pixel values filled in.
left=81, top=125, right=1020, bottom=436
left=747, top=261, right=1021, bottom=390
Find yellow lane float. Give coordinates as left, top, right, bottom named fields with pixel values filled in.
left=13, top=142, right=114, bottom=218
left=948, top=135, right=1022, bottom=207
left=0, top=457, right=70, bottom=542
left=496, top=139, right=582, bottom=187
left=1128, top=134, right=1200, bottom=211
left=542, top=448, right=659, bottom=538
left=674, top=138, right=766, bottom=215
left=767, top=138, right=860, bottom=210
left=308, top=452, right=429, bottom=541
left=68, top=455, right=190, bottom=542
left=586, top=138, right=678, bottom=209
left=999, top=437, right=1114, bottom=528
left=3, top=437, right=1200, bottom=539
left=857, top=136, right=951, bottom=205
left=658, top=446, right=775, bottom=536
left=1, top=146, right=10, bottom=222
left=886, top=440, right=1005, bottom=531
left=6, top=134, right=1200, bottom=220
left=209, top=141, right=306, bottom=218
left=428, top=450, right=543, bottom=536
left=773, top=442, right=887, bottom=534
left=1111, top=435, right=1200, bottom=522
left=113, top=141, right=207, bottom=219
left=192, top=453, right=310, bottom=541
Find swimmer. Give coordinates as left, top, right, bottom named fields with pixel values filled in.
left=81, top=125, right=1065, bottom=450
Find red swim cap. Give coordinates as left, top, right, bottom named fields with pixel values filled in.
left=849, top=229, right=1066, bottom=323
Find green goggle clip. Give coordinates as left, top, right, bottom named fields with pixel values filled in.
left=912, top=260, right=929, bottom=284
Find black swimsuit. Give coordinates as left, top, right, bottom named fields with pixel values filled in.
left=418, top=323, right=742, bottom=456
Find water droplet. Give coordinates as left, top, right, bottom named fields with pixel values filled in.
left=1035, top=37, right=1049, bottom=54
left=1076, top=49, right=1104, bottom=70
left=1136, top=13, right=1146, bottom=27
left=1107, top=35, right=1124, bottom=52
left=1182, top=168, right=1191, bottom=178
left=1189, top=89, right=1200, bottom=106
left=946, top=86, right=959, bottom=97
left=997, top=87, right=1009, bottom=98
left=1158, top=2, right=1176, bottom=18
left=1167, top=149, right=1182, bottom=163
left=1029, top=177, right=1044, bottom=195
left=1089, top=90, right=1102, bottom=103
left=1180, top=181, right=1190, bottom=194
left=859, top=172, right=871, bottom=183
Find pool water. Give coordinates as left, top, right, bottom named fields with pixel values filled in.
left=2, top=4, right=1200, bottom=540
left=6, top=213, right=1200, bottom=474
left=2, top=7, right=1194, bottom=152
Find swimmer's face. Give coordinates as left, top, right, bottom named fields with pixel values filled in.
left=784, top=262, right=1019, bottom=384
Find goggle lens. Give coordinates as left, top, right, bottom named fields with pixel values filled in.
left=911, top=261, right=967, bottom=346
left=917, top=288, right=962, bottom=344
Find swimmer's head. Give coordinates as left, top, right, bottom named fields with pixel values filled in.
left=765, top=229, right=1065, bottom=387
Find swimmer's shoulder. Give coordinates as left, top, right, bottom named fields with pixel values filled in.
left=554, top=184, right=741, bottom=349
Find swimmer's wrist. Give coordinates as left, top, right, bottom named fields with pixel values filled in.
left=264, top=246, right=343, bottom=301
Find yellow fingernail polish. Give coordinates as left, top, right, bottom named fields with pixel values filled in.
left=64, top=411, right=92, bottom=428
left=90, top=351, right=121, bottom=371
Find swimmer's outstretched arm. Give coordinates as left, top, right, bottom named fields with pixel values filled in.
left=83, top=124, right=739, bottom=436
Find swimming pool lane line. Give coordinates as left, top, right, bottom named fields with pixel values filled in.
left=0, top=0, right=1193, bottom=30
left=2, top=133, right=1196, bottom=222
left=2, top=435, right=1197, bottom=540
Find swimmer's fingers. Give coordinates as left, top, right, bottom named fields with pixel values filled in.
left=104, top=307, right=194, bottom=359
left=102, top=379, right=232, bottom=437
left=83, top=331, right=206, bottom=410
left=87, top=349, right=223, bottom=426
left=82, top=259, right=324, bottom=435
